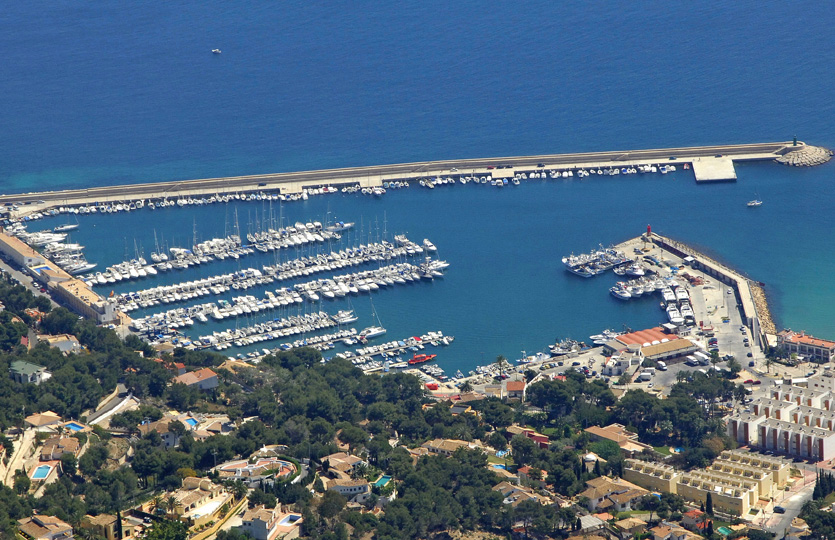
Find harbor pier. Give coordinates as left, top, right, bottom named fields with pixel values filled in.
left=0, top=141, right=828, bottom=214
left=644, top=232, right=774, bottom=349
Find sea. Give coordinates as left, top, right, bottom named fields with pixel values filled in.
left=2, top=1, right=834, bottom=374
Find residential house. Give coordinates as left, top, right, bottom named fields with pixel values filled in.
left=615, top=517, right=647, bottom=539
left=241, top=505, right=303, bottom=540
left=322, top=452, right=366, bottom=474
left=25, top=411, right=63, bottom=431
left=162, top=477, right=235, bottom=528
left=506, top=425, right=550, bottom=449
left=10, top=360, right=52, bottom=385
left=17, top=515, right=73, bottom=540
left=584, top=423, right=654, bottom=457
left=449, top=404, right=474, bottom=416
left=40, top=436, right=80, bottom=461
left=138, top=417, right=183, bottom=448
left=681, top=509, right=706, bottom=531
left=578, top=476, right=648, bottom=513
left=421, top=438, right=474, bottom=457
left=37, top=334, right=81, bottom=355
left=492, top=481, right=552, bottom=507
left=80, top=514, right=136, bottom=540
left=506, top=380, right=526, bottom=400
left=578, top=515, right=606, bottom=534
left=517, top=465, right=547, bottom=487
left=172, top=368, right=219, bottom=391
left=326, top=478, right=370, bottom=503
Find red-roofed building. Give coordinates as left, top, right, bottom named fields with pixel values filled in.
left=506, top=425, right=549, bottom=449
left=778, top=330, right=835, bottom=362
left=682, top=509, right=706, bottom=530
left=605, top=327, right=698, bottom=362
left=506, top=380, right=526, bottom=400
left=172, top=368, right=218, bottom=390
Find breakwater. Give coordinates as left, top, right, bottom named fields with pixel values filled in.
left=0, top=141, right=825, bottom=213
left=647, top=232, right=775, bottom=346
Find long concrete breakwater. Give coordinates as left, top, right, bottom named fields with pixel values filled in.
left=0, top=141, right=827, bottom=213
left=647, top=232, right=775, bottom=350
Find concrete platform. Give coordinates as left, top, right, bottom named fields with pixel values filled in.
left=692, top=157, right=737, bottom=182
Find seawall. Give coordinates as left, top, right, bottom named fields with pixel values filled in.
left=0, top=141, right=823, bottom=215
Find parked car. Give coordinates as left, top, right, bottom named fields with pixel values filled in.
left=774, top=506, right=786, bottom=514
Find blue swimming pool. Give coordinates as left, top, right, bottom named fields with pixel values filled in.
left=491, top=464, right=507, bottom=470
left=185, top=418, right=198, bottom=427
left=373, top=475, right=392, bottom=487
left=279, top=514, right=301, bottom=526
left=32, top=465, right=51, bottom=480
left=65, top=422, right=85, bottom=431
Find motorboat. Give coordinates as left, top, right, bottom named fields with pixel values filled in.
left=212, top=49, right=221, bottom=54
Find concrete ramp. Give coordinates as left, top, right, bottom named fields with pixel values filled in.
left=692, top=157, right=737, bottom=182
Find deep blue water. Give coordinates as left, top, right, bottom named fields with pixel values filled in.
left=3, top=1, right=835, bottom=371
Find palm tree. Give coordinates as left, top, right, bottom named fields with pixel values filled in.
left=167, top=495, right=178, bottom=516
left=495, top=355, right=508, bottom=380
left=150, top=495, right=164, bottom=516
left=459, top=381, right=473, bottom=393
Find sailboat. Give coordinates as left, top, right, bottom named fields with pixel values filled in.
left=359, top=298, right=386, bottom=340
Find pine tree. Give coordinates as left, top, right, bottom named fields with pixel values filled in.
left=705, top=492, right=713, bottom=516
left=706, top=520, right=714, bottom=538
left=575, top=517, right=581, bottom=531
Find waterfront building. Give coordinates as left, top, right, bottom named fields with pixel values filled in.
left=778, top=330, right=835, bottom=362
left=727, top=382, right=835, bottom=460
left=604, top=327, right=700, bottom=364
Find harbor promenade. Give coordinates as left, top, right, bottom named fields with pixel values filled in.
left=0, top=141, right=818, bottom=212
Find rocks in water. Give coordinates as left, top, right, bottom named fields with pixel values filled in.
left=776, top=144, right=833, bottom=166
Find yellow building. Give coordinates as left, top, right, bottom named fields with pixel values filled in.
left=622, top=460, right=679, bottom=493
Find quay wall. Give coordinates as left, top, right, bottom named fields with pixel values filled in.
left=0, top=141, right=805, bottom=214
left=648, top=232, right=774, bottom=349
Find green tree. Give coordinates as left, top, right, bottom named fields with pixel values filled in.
left=144, top=520, right=189, bottom=540
left=319, top=490, right=347, bottom=519
left=60, top=454, right=77, bottom=477
left=705, top=492, right=713, bottom=515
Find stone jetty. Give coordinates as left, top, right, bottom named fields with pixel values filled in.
left=776, top=145, right=833, bottom=166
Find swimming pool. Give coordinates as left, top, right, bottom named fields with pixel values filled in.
left=65, top=422, right=85, bottom=431
left=32, top=465, right=52, bottom=480
left=185, top=418, right=198, bottom=427
left=278, top=514, right=301, bottom=526
left=491, top=464, right=507, bottom=470
left=373, top=475, right=392, bottom=487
